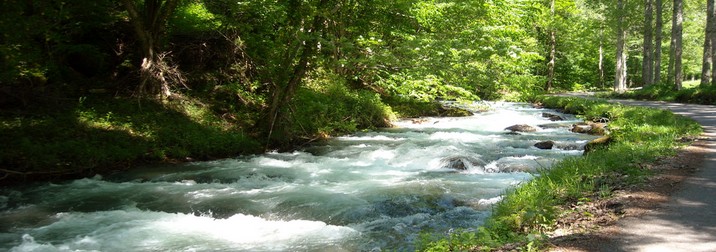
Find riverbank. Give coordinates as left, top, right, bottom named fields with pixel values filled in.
left=550, top=98, right=716, bottom=251
left=0, top=90, right=471, bottom=185
left=0, top=95, right=262, bottom=185
left=420, top=96, right=703, bottom=251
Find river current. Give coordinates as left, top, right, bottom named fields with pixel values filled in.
left=0, top=102, right=597, bottom=251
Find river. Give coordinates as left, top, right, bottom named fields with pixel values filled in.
left=0, top=102, right=597, bottom=251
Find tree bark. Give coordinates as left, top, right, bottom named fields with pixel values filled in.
left=263, top=0, right=329, bottom=147
left=654, top=0, right=664, bottom=84
left=670, top=0, right=684, bottom=90
left=702, top=0, right=714, bottom=86
left=615, top=0, right=628, bottom=92
left=642, top=0, right=654, bottom=86
left=120, top=0, right=179, bottom=99
left=599, top=27, right=605, bottom=88
left=708, top=0, right=716, bottom=85
left=545, top=0, right=556, bottom=91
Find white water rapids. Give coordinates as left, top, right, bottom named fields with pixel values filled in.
left=0, top=102, right=597, bottom=251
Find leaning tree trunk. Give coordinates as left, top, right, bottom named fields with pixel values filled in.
left=263, top=0, right=329, bottom=147
left=120, top=0, right=182, bottom=99
left=643, top=0, right=654, bottom=86
left=654, top=0, right=664, bottom=84
left=615, top=0, right=628, bottom=92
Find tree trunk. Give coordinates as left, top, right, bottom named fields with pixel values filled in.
left=709, top=0, right=716, bottom=85
left=615, top=0, right=628, bottom=92
left=545, top=0, right=556, bottom=91
left=599, top=27, right=605, bottom=88
left=263, top=0, right=329, bottom=147
left=642, top=0, right=654, bottom=86
left=670, top=0, right=684, bottom=90
left=702, top=0, right=714, bottom=86
left=120, top=0, right=180, bottom=99
left=654, top=0, right=664, bottom=84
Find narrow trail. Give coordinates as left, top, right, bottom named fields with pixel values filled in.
left=556, top=94, right=716, bottom=251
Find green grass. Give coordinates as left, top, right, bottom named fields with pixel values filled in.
left=419, top=96, right=702, bottom=251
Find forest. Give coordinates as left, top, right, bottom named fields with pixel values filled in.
left=1, top=0, right=712, bottom=182
left=1, top=0, right=713, bottom=250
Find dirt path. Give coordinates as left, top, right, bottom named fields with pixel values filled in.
left=550, top=96, right=716, bottom=251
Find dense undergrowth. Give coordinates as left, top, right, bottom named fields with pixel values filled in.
left=607, top=80, right=716, bottom=105
left=419, top=96, right=702, bottom=251
left=0, top=76, right=447, bottom=184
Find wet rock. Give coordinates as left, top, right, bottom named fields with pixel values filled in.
left=440, top=156, right=487, bottom=170
left=571, top=123, right=592, bottom=134
left=572, top=122, right=608, bottom=135
left=504, top=124, right=537, bottom=133
left=538, top=122, right=573, bottom=129
left=542, top=112, right=565, bottom=121
left=534, top=141, right=555, bottom=149
left=584, top=135, right=612, bottom=154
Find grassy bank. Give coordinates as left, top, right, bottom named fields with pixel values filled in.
left=0, top=77, right=434, bottom=185
left=420, top=96, right=702, bottom=251
left=606, top=80, right=716, bottom=105
left=0, top=96, right=262, bottom=184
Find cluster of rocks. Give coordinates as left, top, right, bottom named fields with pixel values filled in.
left=440, top=110, right=613, bottom=173
left=502, top=111, right=611, bottom=152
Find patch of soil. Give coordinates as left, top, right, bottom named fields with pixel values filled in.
left=546, top=139, right=707, bottom=252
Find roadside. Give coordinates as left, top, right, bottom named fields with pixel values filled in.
left=548, top=97, right=716, bottom=251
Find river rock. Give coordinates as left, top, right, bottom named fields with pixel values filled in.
left=542, top=112, right=565, bottom=121
left=534, top=141, right=555, bottom=149
left=538, top=122, right=573, bottom=129
left=571, top=122, right=607, bottom=135
left=440, top=156, right=487, bottom=170
left=504, top=124, right=537, bottom=133
left=584, top=135, right=612, bottom=154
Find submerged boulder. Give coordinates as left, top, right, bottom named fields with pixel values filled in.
left=504, top=124, right=537, bottom=133
left=534, top=140, right=555, bottom=150
left=440, top=156, right=487, bottom=171
left=538, top=122, right=573, bottom=129
left=542, top=112, right=565, bottom=121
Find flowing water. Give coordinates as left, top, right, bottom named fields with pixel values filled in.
left=0, top=102, right=597, bottom=251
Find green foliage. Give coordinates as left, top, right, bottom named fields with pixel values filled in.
left=422, top=96, right=702, bottom=250
left=171, top=1, right=222, bottom=34
left=0, top=97, right=260, bottom=177
left=285, top=71, right=395, bottom=139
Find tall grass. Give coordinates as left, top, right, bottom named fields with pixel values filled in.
left=420, top=96, right=702, bottom=251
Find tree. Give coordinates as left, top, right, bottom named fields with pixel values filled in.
left=704, top=0, right=716, bottom=85
left=262, top=0, right=329, bottom=146
left=615, top=0, right=628, bottom=92
left=546, top=0, right=557, bottom=91
left=120, top=0, right=184, bottom=98
left=643, top=0, right=654, bottom=86
left=668, top=0, right=684, bottom=89
left=654, top=0, right=664, bottom=84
